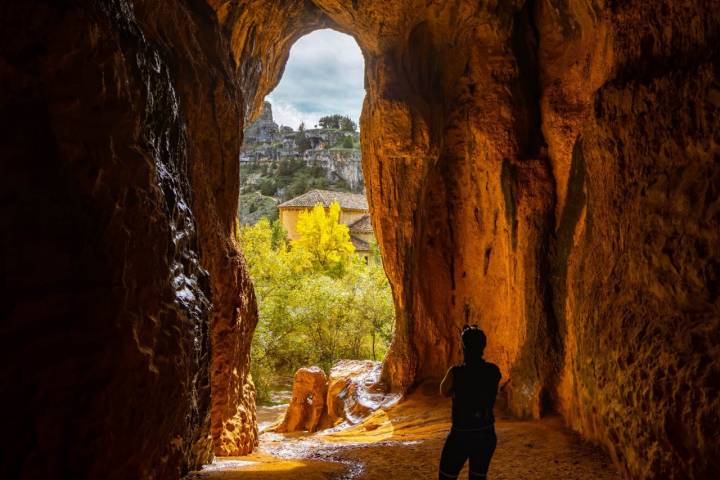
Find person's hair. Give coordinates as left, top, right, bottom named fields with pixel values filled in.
left=461, top=324, right=487, bottom=361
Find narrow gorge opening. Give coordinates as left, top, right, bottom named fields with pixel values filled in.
left=234, top=29, right=398, bottom=438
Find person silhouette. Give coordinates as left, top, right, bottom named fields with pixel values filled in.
left=438, top=325, right=501, bottom=480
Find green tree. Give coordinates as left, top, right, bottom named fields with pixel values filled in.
left=353, top=261, right=395, bottom=360
left=319, top=114, right=356, bottom=132
left=339, top=116, right=357, bottom=132
left=295, top=122, right=311, bottom=154
left=318, top=115, right=341, bottom=129
left=342, top=135, right=354, bottom=148
left=258, top=178, right=276, bottom=196
left=239, top=218, right=305, bottom=401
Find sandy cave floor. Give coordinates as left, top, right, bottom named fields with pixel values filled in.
left=188, top=390, right=621, bottom=480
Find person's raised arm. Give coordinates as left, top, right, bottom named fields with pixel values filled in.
left=439, top=366, right=455, bottom=397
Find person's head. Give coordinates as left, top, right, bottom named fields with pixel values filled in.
left=461, top=324, right=487, bottom=362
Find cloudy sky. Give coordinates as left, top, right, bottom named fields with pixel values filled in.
left=266, top=29, right=365, bottom=130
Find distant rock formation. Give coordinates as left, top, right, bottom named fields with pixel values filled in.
left=243, top=101, right=279, bottom=145
left=303, top=149, right=364, bottom=191
left=239, top=101, right=365, bottom=197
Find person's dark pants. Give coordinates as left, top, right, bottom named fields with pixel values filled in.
left=438, top=427, right=497, bottom=479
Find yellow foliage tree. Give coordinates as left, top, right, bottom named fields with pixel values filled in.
left=238, top=212, right=395, bottom=401
left=292, top=201, right=355, bottom=276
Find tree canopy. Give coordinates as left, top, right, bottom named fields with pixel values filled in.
left=294, top=122, right=311, bottom=154
left=318, top=114, right=357, bottom=132
left=238, top=207, right=395, bottom=403
left=342, top=135, right=355, bottom=148
left=293, top=202, right=355, bottom=276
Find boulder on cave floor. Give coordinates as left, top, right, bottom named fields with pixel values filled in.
left=322, top=359, right=401, bottom=428
left=274, top=366, right=328, bottom=433
left=273, top=360, right=402, bottom=433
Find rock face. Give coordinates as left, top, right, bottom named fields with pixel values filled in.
left=2, top=0, right=256, bottom=477
left=276, top=361, right=400, bottom=433
left=243, top=101, right=279, bottom=145
left=303, top=149, right=364, bottom=191
left=3, top=0, right=719, bottom=479
left=275, top=367, right=328, bottom=433
left=213, top=1, right=720, bottom=478
left=323, top=360, right=401, bottom=428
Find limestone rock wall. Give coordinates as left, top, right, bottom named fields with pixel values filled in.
left=1, top=0, right=257, bottom=477
left=215, top=1, right=720, bottom=478
left=303, top=149, right=364, bottom=191
left=550, top=3, right=720, bottom=476
left=558, top=64, right=720, bottom=479
left=2, top=0, right=718, bottom=479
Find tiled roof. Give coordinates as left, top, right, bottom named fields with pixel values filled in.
left=348, top=214, right=373, bottom=234
left=350, top=235, right=371, bottom=252
left=278, top=189, right=368, bottom=211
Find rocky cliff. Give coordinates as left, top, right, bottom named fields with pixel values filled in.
left=2, top=0, right=718, bottom=479
left=243, top=100, right=279, bottom=144
left=303, top=149, right=364, bottom=191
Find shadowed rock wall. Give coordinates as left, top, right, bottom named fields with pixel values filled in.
left=550, top=3, right=720, bottom=476
left=1, top=0, right=256, bottom=477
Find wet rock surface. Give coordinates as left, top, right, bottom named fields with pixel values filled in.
left=189, top=393, right=621, bottom=480
left=275, top=361, right=400, bottom=433
left=323, top=360, right=401, bottom=428
left=2, top=0, right=255, bottom=477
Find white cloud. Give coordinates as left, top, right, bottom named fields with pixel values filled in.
left=269, top=100, right=326, bottom=130
left=266, top=29, right=365, bottom=129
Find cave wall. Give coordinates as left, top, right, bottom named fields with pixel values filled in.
left=1, top=0, right=257, bottom=477
left=2, top=0, right=718, bottom=479
left=548, top=2, right=720, bottom=477
left=214, top=1, right=720, bottom=478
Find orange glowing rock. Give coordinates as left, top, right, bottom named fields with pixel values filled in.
left=275, top=367, right=328, bottom=433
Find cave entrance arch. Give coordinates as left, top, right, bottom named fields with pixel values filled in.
left=237, top=27, right=398, bottom=421
left=5, top=1, right=715, bottom=478
left=214, top=1, right=563, bottom=457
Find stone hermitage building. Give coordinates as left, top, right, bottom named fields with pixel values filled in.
left=278, top=189, right=376, bottom=260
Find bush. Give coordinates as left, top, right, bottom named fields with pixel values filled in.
left=238, top=192, right=278, bottom=225
left=258, top=178, right=276, bottom=197
left=239, top=211, right=395, bottom=385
